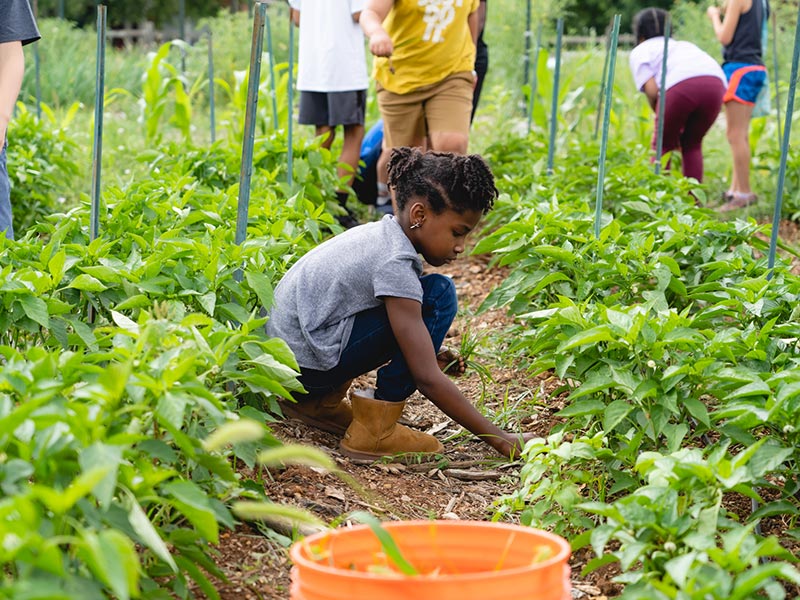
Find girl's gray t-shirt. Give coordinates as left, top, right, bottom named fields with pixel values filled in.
left=266, top=215, right=423, bottom=371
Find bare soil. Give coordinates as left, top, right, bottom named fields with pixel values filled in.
left=201, top=220, right=800, bottom=600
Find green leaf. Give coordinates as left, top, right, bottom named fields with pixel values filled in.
left=203, top=419, right=265, bottom=452
left=557, top=325, right=615, bottom=352
left=79, top=443, right=123, bottom=508
left=245, top=271, right=274, bottom=309
left=218, top=302, right=252, bottom=324
left=19, top=295, right=50, bottom=329
left=603, top=399, right=633, bottom=432
left=111, top=311, right=139, bottom=334
left=198, top=291, right=216, bottom=316
left=664, top=552, right=697, bottom=588
left=256, top=444, right=336, bottom=471
left=175, top=556, right=221, bottom=600
left=32, top=467, right=110, bottom=514
left=48, top=249, right=67, bottom=283
left=81, top=530, right=140, bottom=600
left=68, top=317, right=97, bottom=351
left=68, top=274, right=108, bottom=292
left=529, top=271, right=571, bottom=296
left=248, top=352, right=301, bottom=382
left=683, top=396, right=710, bottom=428
left=115, top=294, right=151, bottom=311
left=349, top=511, right=419, bottom=575
left=156, top=391, right=189, bottom=429
left=163, top=481, right=219, bottom=543
left=558, top=398, right=606, bottom=417
left=80, top=265, right=123, bottom=284
left=566, top=369, right=615, bottom=400
left=127, top=497, right=178, bottom=572
left=232, top=501, right=325, bottom=528
left=727, top=379, right=771, bottom=400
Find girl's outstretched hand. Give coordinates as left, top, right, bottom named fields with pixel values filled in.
left=493, top=432, right=538, bottom=460
left=436, top=347, right=466, bottom=376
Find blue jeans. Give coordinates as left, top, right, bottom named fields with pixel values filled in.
left=297, top=273, right=457, bottom=402
left=0, top=141, right=13, bottom=240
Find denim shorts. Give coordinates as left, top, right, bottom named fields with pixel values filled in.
left=722, top=62, right=767, bottom=105
left=0, top=140, right=12, bottom=240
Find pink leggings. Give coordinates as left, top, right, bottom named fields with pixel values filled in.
left=652, top=75, right=725, bottom=182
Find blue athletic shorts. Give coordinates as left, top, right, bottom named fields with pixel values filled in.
left=722, top=62, right=767, bottom=105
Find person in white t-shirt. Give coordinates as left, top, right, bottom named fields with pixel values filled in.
left=629, top=8, right=726, bottom=184
left=290, top=0, right=369, bottom=228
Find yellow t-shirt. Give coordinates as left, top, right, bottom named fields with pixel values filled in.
left=374, top=0, right=479, bottom=94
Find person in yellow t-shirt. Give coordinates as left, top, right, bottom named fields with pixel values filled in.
left=360, top=0, right=479, bottom=159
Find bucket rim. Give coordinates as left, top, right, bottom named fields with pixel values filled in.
left=289, top=520, right=571, bottom=581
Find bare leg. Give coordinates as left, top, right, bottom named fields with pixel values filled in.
left=724, top=101, right=755, bottom=194
left=337, top=124, right=365, bottom=188
left=316, top=125, right=335, bottom=150
left=428, top=131, right=469, bottom=154
left=376, top=143, right=391, bottom=203
left=377, top=143, right=390, bottom=187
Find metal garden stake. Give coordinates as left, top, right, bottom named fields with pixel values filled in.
left=546, top=17, right=563, bottom=176
left=594, top=14, right=621, bottom=239
left=768, top=3, right=800, bottom=276
left=235, top=1, right=268, bottom=259
left=287, top=6, right=295, bottom=186
left=90, top=4, right=106, bottom=243
left=654, top=15, right=671, bottom=175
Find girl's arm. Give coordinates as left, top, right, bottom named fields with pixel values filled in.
left=385, top=296, right=531, bottom=459
left=360, top=0, right=394, bottom=57
left=642, top=77, right=659, bottom=111
left=707, top=0, right=745, bottom=46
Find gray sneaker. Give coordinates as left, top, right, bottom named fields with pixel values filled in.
left=718, top=192, right=757, bottom=212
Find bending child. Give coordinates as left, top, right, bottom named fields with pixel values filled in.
left=630, top=8, right=726, bottom=184
left=267, top=148, right=531, bottom=460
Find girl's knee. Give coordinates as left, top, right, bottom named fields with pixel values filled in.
left=421, top=274, right=458, bottom=315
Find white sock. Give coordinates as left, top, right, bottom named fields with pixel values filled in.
left=376, top=182, right=390, bottom=206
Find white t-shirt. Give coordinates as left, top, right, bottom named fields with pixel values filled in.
left=629, top=37, right=726, bottom=92
left=289, top=0, right=369, bottom=92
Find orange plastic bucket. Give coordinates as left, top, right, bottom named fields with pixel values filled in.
left=289, top=520, right=571, bottom=600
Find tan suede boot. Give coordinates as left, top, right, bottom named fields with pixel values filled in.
left=281, top=379, right=353, bottom=435
left=339, top=389, right=444, bottom=461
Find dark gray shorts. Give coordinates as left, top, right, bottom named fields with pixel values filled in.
left=298, top=90, right=366, bottom=127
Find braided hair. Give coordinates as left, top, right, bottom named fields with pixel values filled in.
left=633, top=7, right=670, bottom=43
left=386, top=147, right=498, bottom=215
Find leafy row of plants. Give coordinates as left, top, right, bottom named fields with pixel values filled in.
left=481, top=135, right=800, bottom=597
left=0, top=114, right=351, bottom=596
